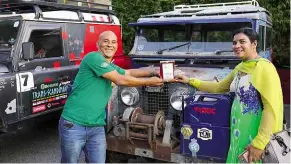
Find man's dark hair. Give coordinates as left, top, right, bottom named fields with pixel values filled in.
left=232, top=27, right=259, bottom=43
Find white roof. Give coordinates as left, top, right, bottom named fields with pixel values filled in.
left=0, top=10, right=120, bottom=25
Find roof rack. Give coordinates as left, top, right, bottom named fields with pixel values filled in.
left=174, top=0, right=259, bottom=11
left=0, top=0, right=114, bottom=15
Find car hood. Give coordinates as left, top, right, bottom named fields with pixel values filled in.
left=138, top=66, right=233, bottom=82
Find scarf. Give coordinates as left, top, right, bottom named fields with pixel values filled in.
left=235, top=58, right=283, bottom=133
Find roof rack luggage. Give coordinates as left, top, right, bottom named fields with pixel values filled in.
left=174, top=0, right=259, bottom=11
left=0, top=0, right=113, bottom=15
left=0, top=0, right=114, bottom=23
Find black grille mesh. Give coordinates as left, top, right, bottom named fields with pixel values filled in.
left=141, top=84, right=180, bottom=128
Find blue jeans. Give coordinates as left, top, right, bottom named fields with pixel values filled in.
left=58, top=117, right=106, bottom=163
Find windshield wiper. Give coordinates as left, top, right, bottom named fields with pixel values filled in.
left=156, top=42, right=191, bottom=54
left=215, top=50, right=233, bottom=55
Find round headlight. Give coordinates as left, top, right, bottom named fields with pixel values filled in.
left=121, top=87, right=139, bottom=106
left=170, top=89, right=188, bottom=111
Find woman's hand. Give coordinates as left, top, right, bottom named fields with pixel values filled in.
left=174, top=74, right=190, bottom=84
left=245, top=144, right=264, bottom=163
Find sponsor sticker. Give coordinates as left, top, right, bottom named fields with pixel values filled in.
left=137, top=45, right=144, bottom=51
left=5, top=99, right=16, bottom=114
left=189, top=138, right=200, bottom=157
left=32, top=105, right=46, bottom=114
left=16, top=72, right=34, bottom=92
left=194, top=106, right=216, bottom=115
left=52, top=102, right=60, bottom=106
left=181, top=125, right=193, bottom=139
left=47, top=103, right=52, bottom=108
left=31, top=80, right=69, bottom=112
left=197, top=128, right=212, bottom=140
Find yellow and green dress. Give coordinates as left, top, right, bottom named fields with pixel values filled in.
left=189, top=58, right=283, bottom=163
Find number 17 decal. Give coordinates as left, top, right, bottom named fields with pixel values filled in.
left=16, top=72, right=34, bottom=92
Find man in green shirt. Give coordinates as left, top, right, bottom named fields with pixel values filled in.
left=59, top=31, right=163, bottom=163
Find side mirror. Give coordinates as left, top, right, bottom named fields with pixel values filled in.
left=22, top=42, right=34, bottom=60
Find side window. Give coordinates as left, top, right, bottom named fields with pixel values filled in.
left=266, top=27, right=272, bottom=49
left=258, top=26, right=265, bottom=52
left=28, top=29, right=63, bottom=59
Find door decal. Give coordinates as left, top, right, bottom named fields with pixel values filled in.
left=16, top=72, right=34, bottom=92
left=31, top=80, right=70, bottom=114
left=5, top=99, right=16, bottom=114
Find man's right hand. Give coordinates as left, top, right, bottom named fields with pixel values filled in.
left=148, top=77, right=164, bottom=86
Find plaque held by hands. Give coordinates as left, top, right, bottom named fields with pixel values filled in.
left=160, top=61, right=175, bottom=81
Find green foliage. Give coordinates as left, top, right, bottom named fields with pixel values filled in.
left=258, top=0, right=290, bottom=66
left=113, top=0, right=162, bottom=53
left=113, top=0, right=290, bottom=66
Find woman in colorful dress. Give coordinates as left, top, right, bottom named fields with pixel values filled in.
left=175, top=27, right=283, bottom=163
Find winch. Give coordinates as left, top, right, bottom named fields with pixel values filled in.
left=115, top=107, right=166, bottom=148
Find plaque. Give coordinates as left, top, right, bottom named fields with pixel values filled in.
left=160, top=61, right=175, bottom=81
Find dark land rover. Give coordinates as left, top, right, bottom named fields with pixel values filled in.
left=0, top=0, right=130, bottom=133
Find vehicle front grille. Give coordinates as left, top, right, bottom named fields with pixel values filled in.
left=141, top=84, right=169, bottom=113
left=141, top=84, right=180, bottom=128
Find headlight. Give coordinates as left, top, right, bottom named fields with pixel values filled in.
left=120, top=87, right=139, bottom=106
left=170, top=89, right=188, bottom=111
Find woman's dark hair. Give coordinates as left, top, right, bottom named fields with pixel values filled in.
left=232, top=27, right=259, bottom=43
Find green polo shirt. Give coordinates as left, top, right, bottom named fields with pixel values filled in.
left=62, top=52, right=125, bottom=126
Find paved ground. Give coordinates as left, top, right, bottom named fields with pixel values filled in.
left=0, top=105, right=289, bottom=163
left=0, top=118, right=62, bottom=163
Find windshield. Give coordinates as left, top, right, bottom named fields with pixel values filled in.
left=133, top=22, right=252, bottom=55
left=0, top=19, right=20, bottom=49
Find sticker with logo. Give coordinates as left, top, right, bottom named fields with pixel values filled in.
left=189, top=138, right=200, bottom=157
left=137, top=45, right=144, bottom=51
left=31, top=80, right=69, bottom=114
left=47, top=103, right=52, bottom=109
left=181, top=125, right=193, bottom=139
left=194, top=106, right=216, bottom=115
left=32, top=104, right=46, bottom=114
left=197, top=128, right=212, bottom=140
left=101, top=62, right=109, bottom=68
left=16, top=72, right=34, bottom=92
left=5, top=99, right=16, bottom=114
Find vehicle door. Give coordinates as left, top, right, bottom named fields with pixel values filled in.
left=16, top=22, right=72, bottom=119
left=0, top=18, right=21, bottom=128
